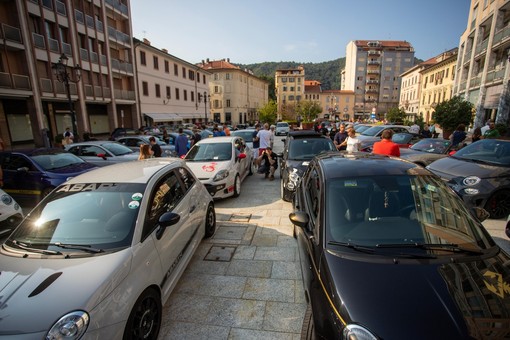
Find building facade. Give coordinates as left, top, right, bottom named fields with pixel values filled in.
left=454, top=0, right=510, bottom=128
left=419, top=48, right=458, bottom=123
left=134, top=38, right=210, bottom=126
left=343, top=40, right=415, bottom=120
left=275, top=66, right=305, bottom=120
left=0, top=0, right=138, bottom=147
left=199, top=59, right=268, bottom=125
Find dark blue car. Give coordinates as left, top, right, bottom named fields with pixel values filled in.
left=0, top=148, right=97, bottom=206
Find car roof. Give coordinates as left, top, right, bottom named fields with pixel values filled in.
left=0, top=148, right=67, bottom=156
left=65, top=158, right=185, bottom=184
left=66, top=141, right=122, bottom=146
left=287, top=130, right=323, bottom=138
left=315, top=152, right=433, bottom=178
left=195, top=136, right=238, bottom=144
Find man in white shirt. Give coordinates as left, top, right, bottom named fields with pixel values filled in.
left=409, top=123, right=420, bottom=134
left=256, top=123, right=272, bottom=156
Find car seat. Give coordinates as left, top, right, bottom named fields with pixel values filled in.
left=365, top=191, right=400, bottom=220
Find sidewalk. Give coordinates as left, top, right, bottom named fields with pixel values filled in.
left=158, top=172, right=305, bottom=339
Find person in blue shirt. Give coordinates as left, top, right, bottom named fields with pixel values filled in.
left=450, top=124, right=467, bottom=148
left=175, top=128, right=189, bottom=157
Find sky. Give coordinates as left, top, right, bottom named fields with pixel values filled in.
left=131, top=0, right=471, bottom=65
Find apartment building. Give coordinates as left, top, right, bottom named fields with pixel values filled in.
left=454, top=0, right=510, bottom=128
left=199, top=58, right=268, bottom=125
left=399, top=49, right=457, bottom=123
left=0, top=0, right=138, bottom=147
left=275, top=66, right=305, bottom=120
left=419, top=48, right=458, bottom=123
left=134, top=38, right=210, bottom=126
left=343, top=40, right=415, bottom=120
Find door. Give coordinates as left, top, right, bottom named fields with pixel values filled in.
left=0, top=153, right=44, bottom=205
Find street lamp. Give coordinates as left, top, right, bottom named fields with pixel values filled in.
left=52, top=53, right=81, bottom=141
left=197, top=91, right=210, bottom=124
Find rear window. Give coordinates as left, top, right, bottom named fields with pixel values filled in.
left=277, top=122, right=289, bottom=127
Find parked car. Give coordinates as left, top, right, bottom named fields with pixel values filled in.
left=0, top=148, right=97, bottom=205
left=0, top=158, right=216, bottom=339
left=427, top=139, right=510, bottom=219
left=398, top=138, right=454, bottom=167
left=109, top=127, right=138, bottom=140
left=290, top=151, right=509, bottom=339
left=184, top=136, right=253, bottom=198
left=116, top=135, right=176, bottom=157
left=279, top=131, right=336, bottom=202
left=0, top=188, right=24, bottom=240
left=65, top=141, right=139, bottom=166
left=275, top=122, right=290, bottom=136
left=357, top=125, right=410, bottom=149
left=231, top=129, right=256, bottom=149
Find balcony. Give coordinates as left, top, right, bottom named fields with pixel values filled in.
left=108, top=26, right=131, bottom=45
left=86, top=14, right=95, bottom=29
left=486, top=68, right=505, bottom=83
left=80, top=48, right=89, bottom=61
left=75, top=9, right=84, bottom=24
left=366, top=79, right=379, bottom=84
left=367, top=69, right=380, bottom=74
left=105, top=0, right=129, bottom=16
left=114, top=89, right=135, bottom=100
left=1, top=24, right=23, bottom=45
left=55, top=0, right=66, bottom=15
left=367, top=60, right=380, bottom=65
left=492, top=25, right=510, bottom=48
left=368, top=50, right=381, bottom=56
left=365, top=88, right=379, bottom=93
left=111, top=58, right=133, bottom=74
left=474, top=39, right=489, bottom=57
left=0, top=72, right=31, bottom=90
left=32, top=33, right=45, bottom=49
left=48, top=37, right=59, bottom=52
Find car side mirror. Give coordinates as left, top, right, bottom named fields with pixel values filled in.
left=156, top=212, right=180, bottom=240
left=470, top=207, right=489, bottom=222
left=289, top=211, right=309, bottom=229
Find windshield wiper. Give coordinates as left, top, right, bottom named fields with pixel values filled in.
left=328, top=241, right=375, bottom=254
left=376, top=243, right=484, bottom=255
left=12, top=240, right=62, bottom=255
left=19, top=241, right=104, bottom=253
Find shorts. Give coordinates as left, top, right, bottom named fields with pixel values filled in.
left=253, top=148, right=259, bottom=160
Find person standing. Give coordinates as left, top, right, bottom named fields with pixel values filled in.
left=483, top=122, right=500, bottom=139
left=256, top=123, right=272, bottom=156
left=471, top=127, right=482, bottom=143
left=175, top=128, right=189, bottom=157
left=191, top=128, right=202, bottom=146
left=372, top=129, right=400, bottom=157
left=420, top=124, right=432, bottom=138
left=63, top=127, right=74, bottom=145
left=222, top=123, right=231, bottom=136
left=252, top=124, right=260, bottom=161
left=149, top=136, right=162, bottom=157
left=409, top=122, right=420, bottom=134
left=138, top=144, right=153, bottom=160
left=329, top=125, right=338, bottom=142
left=334, top=123, right=348, bottom=151
left=344, top=128, right=361, bottom=152
left=269, top=125, right=275, bottom=149
left=450, top=124, right=467, bottom=147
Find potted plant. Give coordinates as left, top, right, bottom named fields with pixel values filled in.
left=432, top=96, right=473, bottom=139
left=297, top=100, right=323, bottom=130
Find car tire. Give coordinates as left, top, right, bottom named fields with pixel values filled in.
left=123, top=288, right=161, bottom=340
left=484, top=190, right=510, bottom=219
left=301, top=303, right=317, bottom=340
left=204, top=203, right=216, bottom=238
left=248, top=161, right=254, bottom=176
left=281, top=180, right=292, bottom=202
left=233, top=174, right=241, bottom=197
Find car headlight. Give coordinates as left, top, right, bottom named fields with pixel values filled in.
left=213, top=169, right=229, bottom=182
left=1, top=194, right=13, bottom=205
left=464, top=188, right=479, bottom=195
left=342, top=324, right=378, bottom=340
left=462, top=176, right=480, bottom=186
left=47, top=311, right=89, bottom=340
left=286, top=168, right=301, bottom=190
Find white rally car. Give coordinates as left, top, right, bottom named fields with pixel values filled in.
left=184, top=136, right=253, bottom=199
left=0, top=158, right=215, bottom=339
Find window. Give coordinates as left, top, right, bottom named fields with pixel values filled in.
left=226, top=73, right=231, bottom=80
left=289, top=77, right=295, bottom=82
left=226, top=99, right=231, bottom=107
left=153, top=56, right=158, bottom=70
left=140, top=51, right=146, bottom=66
left=177, top=167, right=195, bottom=192
left=142, top=81, right=148, bottom=96
left=164, top=60, right=169, bottom=73
left=283, top=86, right=287, bottom=92
left=174, top=64, right=178, bottom=76
left=182, top=67, right=186, bottom=78
left=214, top=74, right=219, bottom=80
left=191, top=91, right=194, bottom=102
left=203, top=75, right=206, bottom=84
left=166, top=86, right=171, bottom=99
left=290, top=86, right=295, bottom=91
left=184, top=89, right=187, bottom=101
left=155, top=84, right=161, bottom=98
left=175, top=88, right=180, bottom=100
left=189, top=70, right=194, bottom=80
left=214, top=85, right=220, bottom=93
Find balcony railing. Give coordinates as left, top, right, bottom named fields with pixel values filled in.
left=367, top=60, right=380, bottom=65
left=367, top=69, right=380, bottom=74
left=40, top=78, right=53, bottom=92
left=90, top=51, right=98, bottom=64
left=100, top=54, right=107, bottom=65
left=1, top=24, right=22, bottom=44
left=94, top=86, right=103, bottom=97
left=105, top=0, right=129, bottom=16
left=107, top=26, right=130, bottom=45
left=366, top=80, right=379, bottom=84
left=470, top=74, right=482, bottom=87
left=485, top=68, right=505, bottom=83
left=365, top=88, right=379, bottom=93
left=85, top=84, right=93, bottom=97
left=55, top=0, right=66, bottom=15
left=475, top=39, right=489, bottom=56
left=492, top=25, right=510, bottom=47
left=48, top=37, right=59, bottom=52
left=111, top=58, right=133, bottom=74
left=114, top=89, right=135, bottom=100
left=32, top=32, right=45, bottom=49
left=80, top=48, right=89, bottom=61
left=75, top=9, right=84, bottom=24
left=62, top=42, right=72, bottom=55
left=0, top=72, right=31, bottom=90
left=96, top=19, right=104, bottom=32
left=42, top=0, right=53, bottom=10
left=85, top=14, right=95, bottom=29
left=368, top=50, right=381, bottom=56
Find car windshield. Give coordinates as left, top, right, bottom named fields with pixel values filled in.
left=354, top=125, right=371, bottom=133
left=411, top=139, right=451, bottom=154
left=103, top=143, right=135, bottom=156
left=185, top=142, right=233, bottom=161
left=288, top=138, right=335, bottom=160
left=325, top=174, right=493, bottom=252
left=231, top=130, right=254, bottom=142
left=451, top=139, right=510, bottom=166
left=4, top=183, right=146, bottom=255
left=277, top=123, right=288, bottom=127
left=31, top=152, right=86, bottom=170
left=361, top=126, right=385, bottom=137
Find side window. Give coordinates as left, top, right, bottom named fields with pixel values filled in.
left=304, top=166, right=321, bottom=229
left=177, top=167, right=195, bottom=192
left=4, top=155, right=33, bottom=171
left=142, top=171, right=185, bottom=240
left=81, top=146, right=104, bottom=157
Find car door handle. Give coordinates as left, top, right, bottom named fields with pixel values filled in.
left=189, top=205, right=196, bottom=213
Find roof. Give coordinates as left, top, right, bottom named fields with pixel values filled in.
left=65, top=158, right=184, bottom=184
left=354, top=40, right=414, bottom=50
left=196, top=136, right=238, bottom=144
left=200, top=59, right=240, bottom=70
left=315, top=152, right=431, bottom=178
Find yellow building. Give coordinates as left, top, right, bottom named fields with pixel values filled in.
left=320, top=89, right=355, bottom=122
left=419, top=49, right=458, bottom=123
left=275, top=66, right=305, bottom=120
left=199, top=59, right=268, bottom=125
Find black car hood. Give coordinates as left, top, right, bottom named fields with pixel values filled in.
left=427, top=157, right=508, bottom=180
left=323, top=250, right=510, bottom=339
left=285, top=159, right=312, bottom=173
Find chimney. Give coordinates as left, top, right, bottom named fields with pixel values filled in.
left=143, top=38, right=151, bottom=45
left=206, top=58, right=210, bottom=63
left=227, top=58, right=230, bottom=63
left=162, top=48, right=168, bottom=54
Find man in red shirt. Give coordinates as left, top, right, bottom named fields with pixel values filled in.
left=372, top=129, right=400, bottom=157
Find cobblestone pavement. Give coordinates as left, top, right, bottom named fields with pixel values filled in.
left=158, top=170, right=305, bottom=340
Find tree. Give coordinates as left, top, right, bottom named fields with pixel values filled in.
left=432, top=96, right=473, bottom=132
left=385, top=107, right=406, bottom=124
left=296, top=100, right=323, bottom=123
left=258, top=100, right=278, bottom=123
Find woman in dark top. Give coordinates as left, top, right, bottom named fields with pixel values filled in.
left=450, top=124, right=467, bottom=147
left=471, top=127, right=482, bottom=143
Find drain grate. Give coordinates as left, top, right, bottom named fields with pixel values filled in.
left=204, top=245, right=237, bottom=262
left=230, top=213, right=251, bottom=222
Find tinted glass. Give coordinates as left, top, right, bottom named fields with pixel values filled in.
left=31, top=152, right=86, bottom=170
left=288, top=138, right=335, bottom=160
left=185, top=142, right=232, bottom=161
left=231, top=130, right=254, bottom=142
left=451, top=139, right=510, bottom=166
left=411, top=139, right=451, bottom=153
left=103, top=143, right=135, bottom=156
left=361, top=126, right=385, bottom=136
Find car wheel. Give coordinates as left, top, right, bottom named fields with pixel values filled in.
left=248, top=160, right=254, bottom=176
left=233, top=174, right=241, bottom=197
left=484, top=190, right=510, bottom=219
left=204, top=203, right=216, bottom=238
left=301, top=303, right=317, bottom=340
left=281, top=180, right=292, bottom=202
left=123, top=288, right=161, bottom=340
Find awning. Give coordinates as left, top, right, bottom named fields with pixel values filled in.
left=143, top=113, right=180, bottom=122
